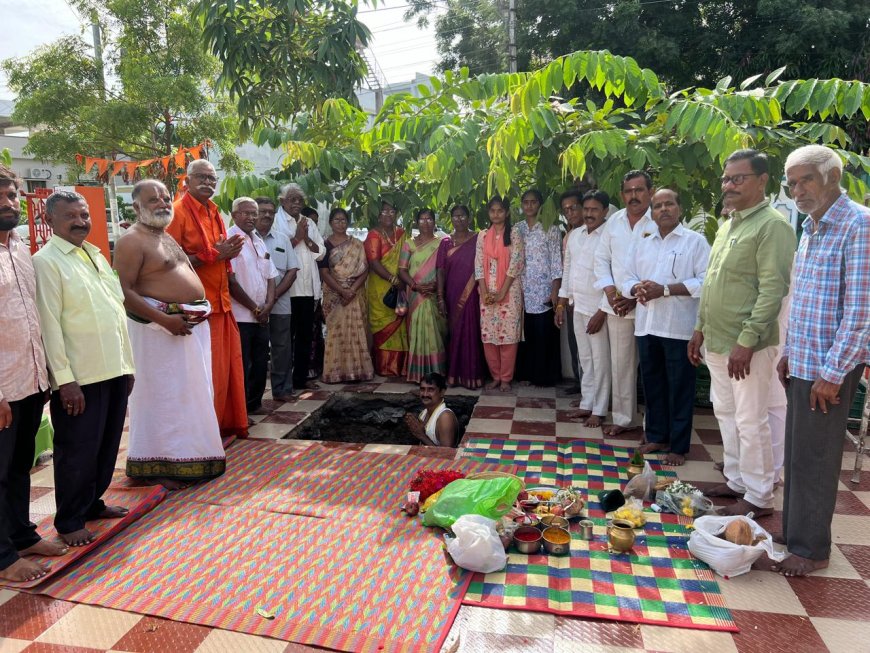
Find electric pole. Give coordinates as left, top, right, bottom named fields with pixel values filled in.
left=508, top=0, right=517, bottom=73
left=91, top=13, right=121, bottom=242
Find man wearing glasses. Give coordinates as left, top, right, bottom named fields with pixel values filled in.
left=168, top=159, right=249, bottom=438
left=689, top=149, right=795, bottom=517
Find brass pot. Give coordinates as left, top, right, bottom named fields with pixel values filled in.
left=607, top=518, right=636, bottom=553
left=626, top=463, right=644, bottom=480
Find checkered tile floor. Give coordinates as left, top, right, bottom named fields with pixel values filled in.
left=6, top=379, right=870, bottom=653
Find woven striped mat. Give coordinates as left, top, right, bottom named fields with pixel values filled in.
left=460, top=438, right=738, bottom=632
left=35, top=442, right=508, bottom=652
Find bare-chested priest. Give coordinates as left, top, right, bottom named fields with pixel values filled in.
left=113, top=179, right=226, bottom=490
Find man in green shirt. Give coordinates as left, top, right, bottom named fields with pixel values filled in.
left=33, top=191, right=136, bottom=548
left=688, top=149, right=795, bottom=517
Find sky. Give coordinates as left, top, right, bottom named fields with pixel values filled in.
left=0, top=0, right=443, bottom=98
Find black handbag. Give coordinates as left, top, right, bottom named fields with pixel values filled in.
left=383, top=285, right=399, bottom=309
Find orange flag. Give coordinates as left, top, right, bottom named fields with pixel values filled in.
left=189, top=145, right=203, bottom=160
left=111, top=161, right=125, bottom=177
left=84, top=157, right=99, bottom=174
left=174, top=148, right=187, bottom=171
left=96, top=160, right=109, bottom=177
left=126, top=162, right=139, bottom=179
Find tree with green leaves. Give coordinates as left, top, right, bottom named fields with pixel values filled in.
left=405, top=0, right=870, bottom=87
left=195, top=0, right=373, bottom=140
left=3, top=0, right=246, bottom=186
left=218, top=50, right=870, bottom=238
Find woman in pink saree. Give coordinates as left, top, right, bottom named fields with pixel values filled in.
left=436, top=205, right=485, bottom=388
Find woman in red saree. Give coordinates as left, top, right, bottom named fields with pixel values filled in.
left=364, top=201, right=408, bottom=377
left=319, top=208, right=374, bottom=383
left=436, top=205, right=485, bottom=388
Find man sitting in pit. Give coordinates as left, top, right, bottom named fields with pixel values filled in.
left=403, top=372, right=458, bottom=448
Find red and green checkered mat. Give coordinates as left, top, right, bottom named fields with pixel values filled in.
left=34, top=442, right=510, bottom=653
left=460, top=438, right=738, bottom=632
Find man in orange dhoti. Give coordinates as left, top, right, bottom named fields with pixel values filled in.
left=166, top=160, right=249, bottom=437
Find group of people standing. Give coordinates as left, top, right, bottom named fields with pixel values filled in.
left=0, top=141, right=867, bottom=584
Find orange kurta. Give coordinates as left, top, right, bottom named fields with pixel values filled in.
left=167, top=193, right=248, bottom=437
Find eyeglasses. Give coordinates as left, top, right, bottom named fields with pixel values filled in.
left=720, top=173, right=759, bottom=186
left=191, top=174, right=218, bottom=183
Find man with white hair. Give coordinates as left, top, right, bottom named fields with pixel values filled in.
left=273, top=183, right=324, bottom=390
left=227, top=197, right=278, bottom=414
left=774, top=145, right=870, bottom=576
left=114, top=180, right=225, bottom=490
left=167, top=160, right=248, bottom=437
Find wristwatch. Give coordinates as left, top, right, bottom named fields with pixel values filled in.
left=663, top=284, right=671, bottom=297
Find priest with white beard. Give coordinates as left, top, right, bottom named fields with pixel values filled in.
left=112, top=179, right=225, bottom=490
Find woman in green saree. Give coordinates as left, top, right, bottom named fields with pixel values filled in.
left=398, top=208, right=447, bottom=383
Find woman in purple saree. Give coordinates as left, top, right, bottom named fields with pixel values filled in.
left=436, top=205, right=486, bottom=389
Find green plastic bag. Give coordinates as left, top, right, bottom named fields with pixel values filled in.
left=422, top=477, right=522, bottom=529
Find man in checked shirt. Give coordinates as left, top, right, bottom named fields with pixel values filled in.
left=774, top=145, right=870, bottom=577
left=0, top=165, right=68, bottom=582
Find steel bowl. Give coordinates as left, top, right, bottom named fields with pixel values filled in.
left=539, top=514, right=570, bottom=530
left=513, top=525, right=543, bottom=554
left=542, top=526, right=571, bottom=555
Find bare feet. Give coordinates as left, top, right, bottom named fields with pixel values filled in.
left=568, top=410, right=592, bottom=420
left=485, top=380, right=499, bottom=390
left=584, top=415, right=603, bottom=428
left=272, top=393, right=297, bottom=402
left=19, top=539, right=68, bottom=557
left=498, top=381, right=512, bottom=393
left=774, top=554, right=829, bottom=577
left=706, top=483, right=743, bottom=498
left=154, top=477, right=189, bottom=491
left=636, top=442, right=668, bottom=455
left=662, top=453, right=686, bottom=466
left=713, top=461, right=724, bottom=472
left=569, top=398, right=581, bottom=408
left=97, top=505, right=129, bottom=519
left=602, top=424, right=641, bottom=437
left=0, top=557, right=50, bottom=582
left=718, top=498, right=773, bottom=518
left=60, top=528, right=95, bottom=547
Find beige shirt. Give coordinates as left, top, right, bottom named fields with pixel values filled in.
left=33, top=235, right=134, bottom=390
left=0, top=230, right=49, bottom=402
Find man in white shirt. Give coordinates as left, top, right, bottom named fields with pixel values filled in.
left=593, top=171, right=655, bottom=436
left=623, top=189, right=711, bottom=465
left=228, top=197, right=278, bottom=415
left=255, top=197, right=299, bottom=401
left=273, top=183, right=325, bottom=390
left=556, top=190, right=612, bottom=428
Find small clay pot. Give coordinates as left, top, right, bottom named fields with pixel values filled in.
left=607, top=518, right=636, bottom=553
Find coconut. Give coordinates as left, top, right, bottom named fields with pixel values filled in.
left=723, top=519, right=753, bottom=545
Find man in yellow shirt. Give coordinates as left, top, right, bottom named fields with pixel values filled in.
left=32, top=191, right=135, bottom=548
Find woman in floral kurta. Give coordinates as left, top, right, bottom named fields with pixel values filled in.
left=474, top=196, right=525, bottom=391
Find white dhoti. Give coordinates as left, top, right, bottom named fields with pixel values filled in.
left=126, top=299, right=225, bottom=480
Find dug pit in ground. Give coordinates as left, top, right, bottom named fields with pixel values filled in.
left=289, top=392, right=478, bottom=445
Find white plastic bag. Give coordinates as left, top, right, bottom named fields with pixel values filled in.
left=445, top=514, right=507, bottom=573
left=624, top=460, right=656, bottom=501
left=688, top=515, right=788, bottom=578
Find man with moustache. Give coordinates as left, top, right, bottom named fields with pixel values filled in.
left=33, top=191, right=135, bottom=547
left=167, top=160, right=248, bottom=437
left=594, top=171, right=656, bottom=436
left=556, top=190, right=612, bottom=428
left=227, top=197, right=278, bottom=414
left=272, top=183, right=325, bottom=390
left=625, top=189, right=710, bottom=465
left=689, top=149, right=795, bottom=517
left=254, top=197, right=299, bottom=401
left=558, top=189, right=586, bottom=395
left=0, top=165, right=68, bottom=581
left=774, top=145, right=869, bottom=576
left=113, top=180, right=225, bottom=490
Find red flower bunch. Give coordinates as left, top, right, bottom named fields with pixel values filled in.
left=409, top=468, right=466, bottom=502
